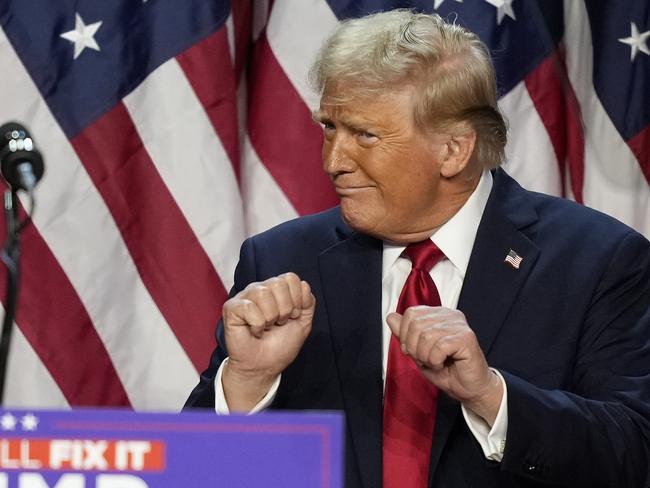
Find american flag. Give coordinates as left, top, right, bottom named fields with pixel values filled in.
left=0, top=0, right=647, bottom=410
left=504, top=250, right=523, bottom=269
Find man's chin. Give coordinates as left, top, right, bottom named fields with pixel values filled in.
left=339, top=206, right=435, bottom=244
left=339, top=206, right=388, bottom=240
left=340, top=206, right=372, bottom=234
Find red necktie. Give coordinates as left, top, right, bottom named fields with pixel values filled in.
left=383, top=239, right=444, bottom=488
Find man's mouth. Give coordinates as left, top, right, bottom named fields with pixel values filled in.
left=334, top=185, right=373, bottom=196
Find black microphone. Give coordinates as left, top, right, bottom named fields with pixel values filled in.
left=0, top=122, right=44, bottom=192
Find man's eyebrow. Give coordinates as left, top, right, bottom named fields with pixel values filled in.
left=311, top=110, right=328, bottom=123
left=312, top=111, right=372, bottom=133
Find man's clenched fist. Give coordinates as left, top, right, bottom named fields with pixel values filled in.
left=221, top=272, right=315, bottom=411
left=387, top=306, right=503, bottom=425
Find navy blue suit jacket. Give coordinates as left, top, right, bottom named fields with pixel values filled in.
left=186, top=169, right=650, bottom=487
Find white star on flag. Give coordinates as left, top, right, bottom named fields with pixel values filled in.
left=484, top=0, right=516, bottom=25
left=20, top=413, right=39, bottom=431
left=0, top=413, right=17, bottom=431
left=60, top=13, right=103, bottom=60
left=618, top=22, right=650, bottom=61
left=434, top=0, right=463, bottom=10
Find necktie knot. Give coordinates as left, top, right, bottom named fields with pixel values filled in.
left=405, top=239, right=444, bottom=272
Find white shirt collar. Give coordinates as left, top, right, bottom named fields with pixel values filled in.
left=382, top=170, right=493, bottom=279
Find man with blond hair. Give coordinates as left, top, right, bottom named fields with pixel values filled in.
left=186, top=10, right=650, bottom=488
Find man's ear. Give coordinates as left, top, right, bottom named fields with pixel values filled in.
left=439, top=125, right=477, bottom=178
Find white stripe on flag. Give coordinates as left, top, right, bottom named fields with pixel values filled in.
left=124, top=58, right=245, bottom=291
left=499, top=81, right=563, bottom=196
left=4, top=320, right=69, bottom=409
left=563, top=0, right=650, bottom=238
left=226, top=14, right=236, bottom=64
left=0, top=27, right=198, bottom=410
left=242, top=134, right=299, bottom=236
left=266, top=0, right=339, bottom=111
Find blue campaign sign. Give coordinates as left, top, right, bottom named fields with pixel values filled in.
left=0, top=408, right=343, bottom=487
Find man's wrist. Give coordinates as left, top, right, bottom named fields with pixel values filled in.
left=222, top=361, right=278, bottom=412
left=461, top=369, right=508, bottom=461
left=462, top=369, right=504, bottom=427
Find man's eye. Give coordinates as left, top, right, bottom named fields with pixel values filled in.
left=321, top=122, right=335, bottom=132
left=358, top=131, right=378, bottom=142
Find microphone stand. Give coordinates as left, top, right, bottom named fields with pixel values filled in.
left=0, top=122, right=44, bottom=405
left=0, top=188, right=24, bottom=404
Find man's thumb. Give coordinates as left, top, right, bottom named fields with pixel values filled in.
left=386, top=312, right=402, bottom=336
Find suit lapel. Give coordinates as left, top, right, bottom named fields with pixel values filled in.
left=429, top=169, right=541, bottom=477
left=459, top=170, right=540, bottom=354
left=318, top=231, right=384, bottom=488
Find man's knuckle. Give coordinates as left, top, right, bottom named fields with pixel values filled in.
left=248, top=285, right=270, bottom=299
left=421, top=328, right=437, bottom=341
left=265, top=276, right=282, bottom=287
left=301, top=280, right=312, bottom=294
left=451, top=309, right=467, bottom=321
left=240, top=299, right=255, bottom=312
left=225, top=297, right=248, bottom=314
left=280, top=271, right=300, bottom=284
left=460, top=328, right=476, bottom=342
left=244, top=280, right=263, bottom=291
left=402, top=308, right=415, bottom=320
left=409, top=310, right=431, bottom=329
left=410, top=306, right=429, bottom=318
left=268, top=278, right=291, bottom=295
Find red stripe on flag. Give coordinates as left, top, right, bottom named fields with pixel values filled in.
left=71, top=104, right=228, bottom=370
left=524, top=50, right=585, bottom=203
left=0, top=201, right=130, bottom=406
left=231, top=0, right=252, bottom=80
left=177, top=28, right=240, bottom=181
left=248, top=34, right=338, bottom=216
left=627, top=126, right=650, bottom=185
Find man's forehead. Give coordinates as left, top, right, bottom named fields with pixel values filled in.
left=316, top=85, right=415, bottom=119
left=315, top=100, right=384, bottom=128
left=321, top=83, right=412, bottom=102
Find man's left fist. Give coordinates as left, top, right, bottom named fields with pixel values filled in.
left=386, top=305, right=503, bottom=425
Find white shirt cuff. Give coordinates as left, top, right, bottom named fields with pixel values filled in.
left=461, top=368, right=508, bottom=461
left=213, top=357, right=281, bottom=414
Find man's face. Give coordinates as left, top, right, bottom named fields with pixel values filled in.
left=316, top=87, right=451, bottom=243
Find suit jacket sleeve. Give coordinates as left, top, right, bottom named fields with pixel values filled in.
left=499, top=230, right=650, bottom=487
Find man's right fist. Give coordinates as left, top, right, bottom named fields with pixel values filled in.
left=221, top=272, right=315, bottom=410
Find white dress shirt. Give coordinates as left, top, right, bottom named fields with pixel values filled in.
left=215, top=170, right=508, bottom=461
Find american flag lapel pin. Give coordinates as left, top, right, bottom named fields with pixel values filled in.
left=504, top=249, right=523, bottom=269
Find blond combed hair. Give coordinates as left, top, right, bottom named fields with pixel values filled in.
left=310, top=9, right=507, bottom=169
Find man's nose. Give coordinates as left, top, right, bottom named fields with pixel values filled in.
left=323, top=135, right=355, bottom=175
